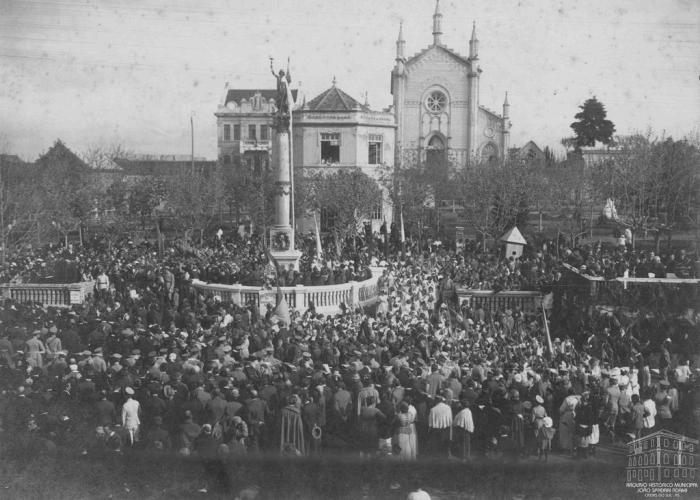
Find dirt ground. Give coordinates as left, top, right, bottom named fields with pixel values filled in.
left=1, top=442, right=643, bottom=500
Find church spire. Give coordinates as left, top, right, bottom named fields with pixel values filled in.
left=469, top=21, right=479, bottom=59
left=396, top=21, right=405, bottom=60
left=503, top=91, right=510, bottom=118
left=432, top=0, right=443, bottom=45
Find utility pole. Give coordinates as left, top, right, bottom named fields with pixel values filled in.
left=190, top=114, right=195, bottom=174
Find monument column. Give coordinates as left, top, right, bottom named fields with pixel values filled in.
left=269, top=59, right=302, bottom=270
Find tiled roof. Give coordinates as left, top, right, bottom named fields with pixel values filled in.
left=305, top=86, right=368, bottom=112
left=225, top=89, right=298, bottom=106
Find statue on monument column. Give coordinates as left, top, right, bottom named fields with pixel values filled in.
left=270, top=57, right=292, bottom=129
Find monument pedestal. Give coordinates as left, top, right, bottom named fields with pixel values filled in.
left=269, top=226, right=302, bottom=271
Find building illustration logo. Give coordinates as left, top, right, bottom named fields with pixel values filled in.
left=626, top=430, right=698, bottom=497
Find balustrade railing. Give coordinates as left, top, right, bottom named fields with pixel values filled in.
left=456, top=289, right=542, bottom=314
left=192, top=269, right=382, bottom=316
left=0, top=281, right=95, bottom=307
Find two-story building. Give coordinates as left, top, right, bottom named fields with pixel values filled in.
left=292, top=80, right=396, bottom=232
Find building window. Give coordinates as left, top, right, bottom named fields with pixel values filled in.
left=631, top=470, right=636, bottom=478
left=481, top=143, right=498, bottom=164
left=223, top=155, right=231, bottom=166
left=664, top=469, right=670, bottom=478
left=233, top=124, right=241, bottom=140
left=224, top=124, right=231, bottom=141
left=368, top=134, right=383, bottom=164
left=371, top=202, right=383, bottom=221
left=650, top=454, right=655, bottom=465
left=249, top=125, right=257, bottom=140
left=674, top=469, right=679, bottom=478
left=253, top=155, right=262, bottom=177
left=683, top=469, right=688, bottom=478
left=321, top=132, right=340, bottom=163
left=425, top=90, right=447, bottom=113
left=320, top=207, right=337, bottom=231
left=260, top=125, right=270, bottom=141
left=664, top=454, right=669, bottom=464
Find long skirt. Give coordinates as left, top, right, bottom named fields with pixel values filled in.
left=428, top=427, right=451, bottom=457
left=453, top=427, right=471, bottom=459
left=395, top=430, right=417, bottom=460
left=559, top=412, right=575, bottom=451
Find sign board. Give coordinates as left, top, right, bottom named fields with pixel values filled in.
left=69, top=289, right=82, bottom=304
left=258, top=290, right=277, bottom=313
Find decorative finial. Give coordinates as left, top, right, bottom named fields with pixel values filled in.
left=364, top=91, right=369, bottom=107
left=469, top=21, right=479, bottom=58
left=504, top=91, right=509, bottom=105
left=332, top=75, right=337, bottom=86
left=432, top=0, right=443, bottom=45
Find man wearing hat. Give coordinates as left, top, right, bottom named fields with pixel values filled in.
left=25, top=330, right=46, bottom=368
left=45, top=326, right=62, bottom=363
left=90, top=348, right=107, bottom=374
left=121, top=387, right=141, bottom=446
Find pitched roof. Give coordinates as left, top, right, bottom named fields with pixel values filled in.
left=34, top=140, right=90, bottom=170
left=305, top=86, right=369, bottom=112
left=479, top=105, right=503, bottom=120
left=405, top=44, right=471, bottom=68
left=500, top=226, right=527, bottom=245
left=225, top=89, right=298, bottom=106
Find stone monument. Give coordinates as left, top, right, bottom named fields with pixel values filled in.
left=268, top=58, right=302, bottom=270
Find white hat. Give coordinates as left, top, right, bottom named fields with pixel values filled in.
left=543, top=417, right=553, bottom=428
left=535, top=395, right=544, bottom=404
left=125, top=387, right=134, bottom=395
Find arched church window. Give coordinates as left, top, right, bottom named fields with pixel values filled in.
left=481, top=143, right=498, bottom=164
left=425, top=91, right=447, bottom=113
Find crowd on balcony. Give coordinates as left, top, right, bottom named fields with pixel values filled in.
left=1, top=238, right=698, bottom=484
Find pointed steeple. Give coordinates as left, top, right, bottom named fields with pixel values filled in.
left=469, top=21, right=479, bottom=59
left=503, top=91, right=510, bottom=118
left=396, top=21, right=405, bottom=60
left=432, top=0, right=443, bottom=45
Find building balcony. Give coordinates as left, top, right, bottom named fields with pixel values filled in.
left=240, top=140, right=271, bottom=153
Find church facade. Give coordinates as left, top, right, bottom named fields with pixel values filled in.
left=391, top=1, right=510, bottom=169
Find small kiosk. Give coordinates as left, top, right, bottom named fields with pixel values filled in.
left=500, top=226, right=527, bottom=260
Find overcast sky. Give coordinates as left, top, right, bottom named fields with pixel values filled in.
left=1, top=0, right=698, bottom=161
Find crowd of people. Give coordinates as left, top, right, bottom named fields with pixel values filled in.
left=0, top=236, right=699, bottom=474
left=564, top=243, right=699, bottom=280
left=0, top=232, right=374, bottom=290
